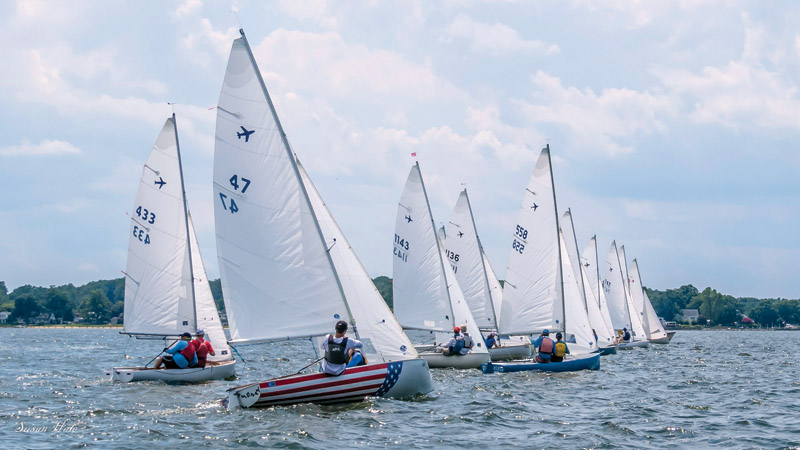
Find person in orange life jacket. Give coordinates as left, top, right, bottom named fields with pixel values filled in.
left=485, top=332, right=498, bottom=349
left=153, top=332, right=198, bottom=369
left=460, top=323, right=475, bottom=350
left=531, top=329, right=555, bottom=363
left=191, top=329, right=215, bottom=367
left=442, top=326, right=469, bottom=356
left=620, top=327, right=631, bottom=342
left=320, top=320, right=362, bottom=376
left=551, top=332, right=570, bottom=362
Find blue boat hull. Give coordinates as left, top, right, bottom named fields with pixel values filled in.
left=599, top=346, right=617, bottom=355
left=480, top=353, right=600, bottom=374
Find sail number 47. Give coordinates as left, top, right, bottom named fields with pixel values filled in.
left=219, top=174, right=251, bottom=214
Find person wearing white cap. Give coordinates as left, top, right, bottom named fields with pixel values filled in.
left=460, top=323, right=475, bottom=351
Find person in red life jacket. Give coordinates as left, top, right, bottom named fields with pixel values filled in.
left=531, top=329, right=554, bottom=363
left=153, top=332, right=198, bottom=369
left=191, top=329, right=215, bottom=367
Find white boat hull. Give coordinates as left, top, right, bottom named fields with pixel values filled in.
left=108, top=360, right=236, bottom=383
left=225, top=358, right=432, bottom=409
left=649, top=336, right=670, bottom=344
left=617, top=340, right=650, bottom=350
left=488, top=342, right=532, bottom=361
left=420, top=351, right=491, bottom=369
left=667, top=331, right=677, bottom=341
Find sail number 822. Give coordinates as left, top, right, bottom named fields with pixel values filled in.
left=512, top=239, right=525, bottom=254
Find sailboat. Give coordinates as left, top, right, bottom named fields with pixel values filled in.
left=482, top=146, right=600, bottom=374
left=628, top=258, right=670, bottom=344
left=579, top=235, right=618, bottom=354
left=393, top=164, right=491, bottom=369
left=215, top=29, right=432, bottom=408
left=603, top=242, right=649, bottom=349
left=559, top=210, right=614, bottom=354
left=441, top=189, right=531, bottom=361
left=109, top=115, right=236, bottom=382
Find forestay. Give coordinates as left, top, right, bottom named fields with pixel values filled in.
left=393, top=164, right=452, bottom=332
left=213, top=34, right=350, bottom=344
left=443, top=190, right=497, bottom=330
left=498, top=147, right=564, bottom=335
left=188, top=213, right=232, bottom=362
left=124, top=118, right=195, bottom=336
left=297, top=159, right=418, bottom=362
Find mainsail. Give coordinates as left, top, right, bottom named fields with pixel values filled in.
left=560, top=231, right=598, bottom=353
left=498, top=146, right=564, bottom=335
left=442, top=189, right=498, bottom=330
left=213, top=32, right=351, bottom=345
left=603, top=241, right=632, bottom=332
left=123, top=117, right=196, bottom=336
left=631, top=258, right=668, bottom=341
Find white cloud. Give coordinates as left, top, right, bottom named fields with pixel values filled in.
left=179, top=18, right=240, bottom=68
left=278, top=0, right=337, bottom=28
left=0, top=139, right=81, bottom=156
left=174, top=0, right=202, bottom=18
left=445, top=14, right=559, bottom=54
left=514, top=71, right=678, bottom=156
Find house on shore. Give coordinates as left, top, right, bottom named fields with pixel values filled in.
left=680, top=309, right=700, bottom=324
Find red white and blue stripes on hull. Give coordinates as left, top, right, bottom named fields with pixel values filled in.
left=225, top=359, right=431, bottom=408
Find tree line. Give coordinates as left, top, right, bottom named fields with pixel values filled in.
left=1, top=278, right=798, bottom=328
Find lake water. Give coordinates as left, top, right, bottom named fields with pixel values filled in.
left=1, top=329, right=798, bottom=449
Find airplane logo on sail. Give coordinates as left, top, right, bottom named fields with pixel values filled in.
left=405, top=215, right=413, bottom=223
left=237, top=126, right=255, bottom=142
left=457, top=231, right=464, bottom=238
left=154, top=177, right=166, bottom=189
left=531, top=203, right=538, bottom=211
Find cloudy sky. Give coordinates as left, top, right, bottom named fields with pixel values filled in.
left=1, top=0, right=798, bottom=298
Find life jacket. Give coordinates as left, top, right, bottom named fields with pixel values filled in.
left=554, top=341, right=567, bottom=358
left=180, top=340, right=196, bottom=363
left=449, top=336, right=465, bottom=354
left=463, top=333, right=474, bottom=349
left=325, top=335, right=349, bottom=364
left=538, top=337, right=554, bottom=354
left=193, top=339, right=209, bottom=364
left=622, top=331, right=631, bottom=341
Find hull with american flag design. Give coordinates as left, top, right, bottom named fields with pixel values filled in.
left=224, top=359, right=431, bottom=408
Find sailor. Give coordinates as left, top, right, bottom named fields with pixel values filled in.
left=620, top=327, right=631, bottom=342
left=320, top=320, right=362, bottom=376
left=191, top=329, right=215, bottom=367
left=460, top=323, right=475, bottom=350
left=592, top=328, right=599, bottom=345
left=153, top=332, right=197, bottom=369
left=531, top=329, right=555, bottom=363
left=484, top=332, right=498, bottom=349
left=442, top=326, right=468, bottom=356
left=551, top=332, right=570, bottom=362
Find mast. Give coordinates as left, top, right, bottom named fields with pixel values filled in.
left=464, top=188, right=499, bottom=328
left=173, top=113, right=197, bottom=331
left=237, top=28, right=358, bottom=339
left=633, top=258, right=650, bottom=333
left=546, top=144, right=566, bottom=333
left=567, top=209, right=589, bottom=312
left=417, top=161, right=457, bottom=326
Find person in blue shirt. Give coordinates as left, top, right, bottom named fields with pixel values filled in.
left=153, top=332, right=198, bottom=369
left=484, top=332, right=498, bottom=349
left=531, top=329, right=555, bottom=363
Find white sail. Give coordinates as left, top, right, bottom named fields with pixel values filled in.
left=213, top=35, right=350, bottom=344
left=627, top=257, right=649, bottom=335
left=482, top=248, right=504, bottom=326
left=443, top=190, right=497, bottom=330
left=560, top=210, right=587, bottom=310
left=603, top=241, right=631, bottom=331
left=393, top=164, right=452, bottom=332
left=124, top=117, right=195, bottom=336
left=631, top=258, right=668, bottom=341
left=643, top=290, right=668, bottom=341
left=440, top=246, right=489, bottom=355
left=618, top=245, right=647, bottom=339
left=560, top=231, right=598, bottom=353
left=582, top=267, right=616, bottom=347
left=498, top=147, right=563, bottom=335
left=297, top=159, right=417, bottom=362
left=187, top=212, right=232, bottom=362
